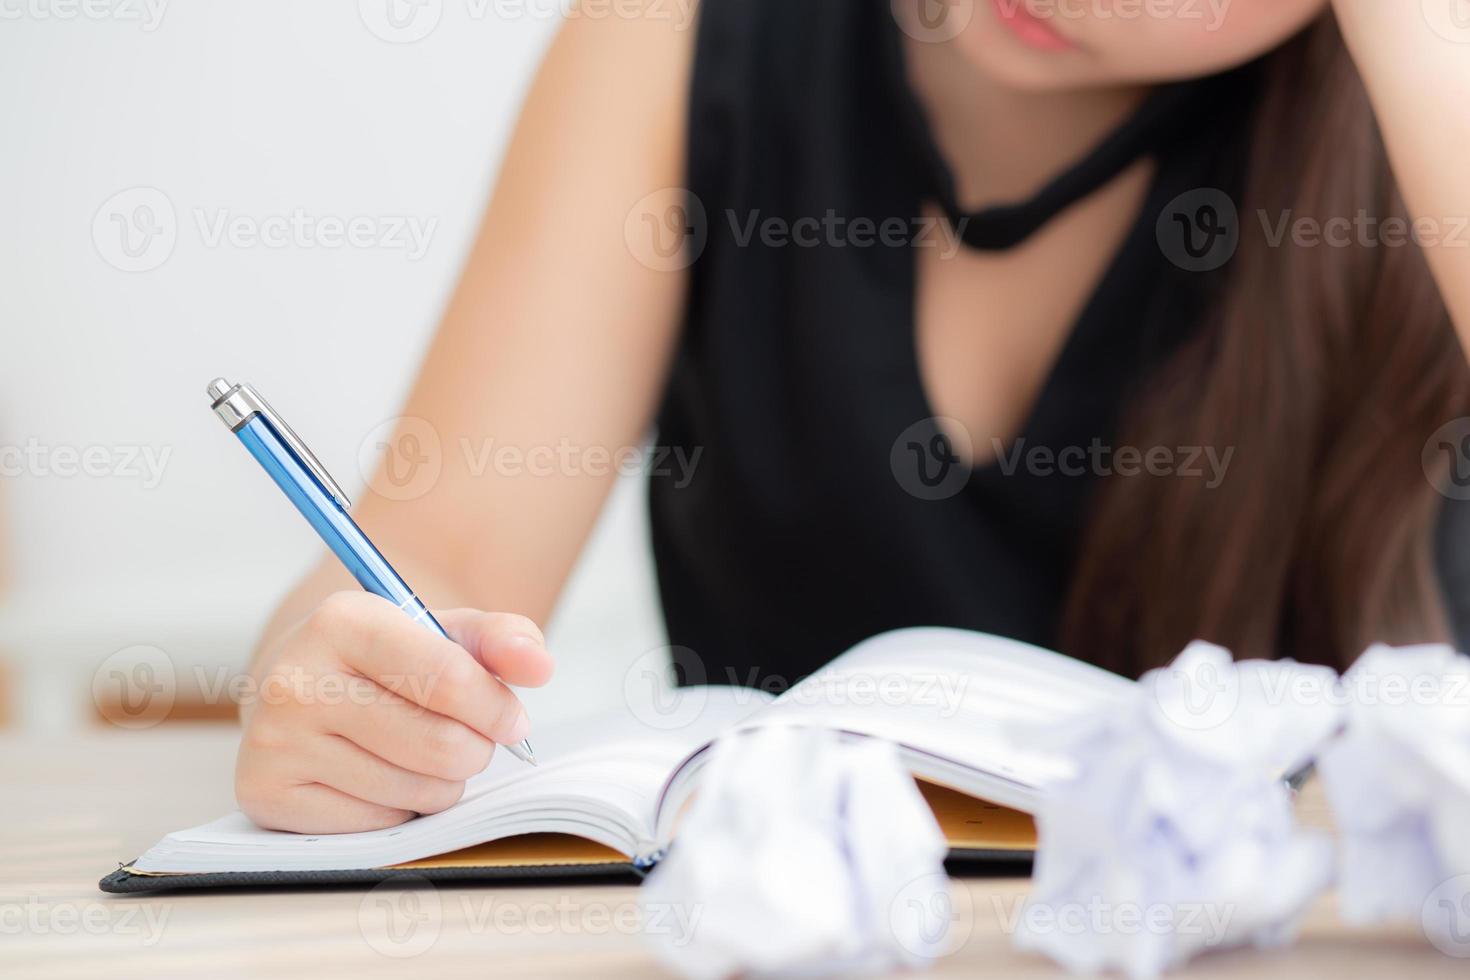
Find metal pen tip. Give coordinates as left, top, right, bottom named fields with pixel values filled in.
left=507, top=739, right=537, bottom=766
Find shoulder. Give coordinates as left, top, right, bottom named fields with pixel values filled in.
left=504, top=2, right=701, bottom=202
left=538, top=2, right=698, bottom=107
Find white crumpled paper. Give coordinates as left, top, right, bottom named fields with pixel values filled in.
left=1317, top=642, right=1470, bottom=945
left=640, top=725, right=951, bottom=979
left=1012, top=641, right=1342, bottom=980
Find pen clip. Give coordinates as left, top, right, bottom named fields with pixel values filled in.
left=207, top=378, right=354, bottom=510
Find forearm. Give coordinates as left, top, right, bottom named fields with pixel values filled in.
left=1334, top=2, right=1470, bottom=343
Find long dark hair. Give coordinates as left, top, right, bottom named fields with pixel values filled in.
left=1061, top=15, right=1470, bottom=676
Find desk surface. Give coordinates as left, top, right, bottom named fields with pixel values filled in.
left=1, top=727, right=1461, bottom=979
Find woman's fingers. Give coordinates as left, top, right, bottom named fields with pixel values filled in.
left=436, top=608, right=556, bottom=688
left=302, top=733, right=468, bottom=816
left=318, top=687, right=497, bottom=782
left=237, top=771, right=414, bottom=836
left=318, top=594, right=530, bottom=746
left=237, top=593, right=554, bottom=835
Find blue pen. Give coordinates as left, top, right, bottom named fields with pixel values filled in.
left=206, top=377, right=536, bottom=765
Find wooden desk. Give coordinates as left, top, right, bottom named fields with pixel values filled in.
left=0, top=728, right=1462, bottom=979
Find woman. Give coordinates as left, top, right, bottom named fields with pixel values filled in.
left=235, top=0, right=1470, bottom=832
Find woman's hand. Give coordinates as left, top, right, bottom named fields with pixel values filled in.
left=235, top=592, right=554, bottom=834
left=234, top=8, right=688, bottom=835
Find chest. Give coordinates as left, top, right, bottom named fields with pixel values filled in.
left=913, top=160, right=1155, bottom=466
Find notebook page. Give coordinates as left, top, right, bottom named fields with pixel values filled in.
left=653, top=627, right=1134, bottom=840
left=742, top=628, right=1132, bottom=786
left=132, top=685, right=773, bottom=873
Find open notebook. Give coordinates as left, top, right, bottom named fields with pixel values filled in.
left=100, top=628, right=1133, bottom=893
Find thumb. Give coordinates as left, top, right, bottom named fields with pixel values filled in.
left=434, top=609, right=555, bottom=688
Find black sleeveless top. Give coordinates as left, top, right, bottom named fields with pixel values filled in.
left=648, top=0, right=1470, bottom=687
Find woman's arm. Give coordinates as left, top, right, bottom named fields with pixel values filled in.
left=348, top=8, right=696, bottom=625
left=1334, top=2, right=1470, bottom=343
left=236, top=8, right=697, bottom=833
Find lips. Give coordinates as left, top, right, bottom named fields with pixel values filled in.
left=991, top=0, right=1075, bottom=52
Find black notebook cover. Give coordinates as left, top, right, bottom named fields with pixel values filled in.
left=98, top=848, right=1032, bottom=894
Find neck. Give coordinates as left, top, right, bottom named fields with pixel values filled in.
left=903, top=37, right=1150, bottom=208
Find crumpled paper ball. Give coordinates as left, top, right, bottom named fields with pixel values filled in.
left=1012, top=641, right=1343, bottom=980
left=1316, top=643, right=1470, bottom=948
left=640, top=725, right=950, bottom=979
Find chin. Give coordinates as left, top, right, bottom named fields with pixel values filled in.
left=949, top=27, right=1121, bottom=92
left=943, top=0, right=1327, bottom=93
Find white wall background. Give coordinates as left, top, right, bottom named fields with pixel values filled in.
left=0, top=0, right=666, bottom=729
